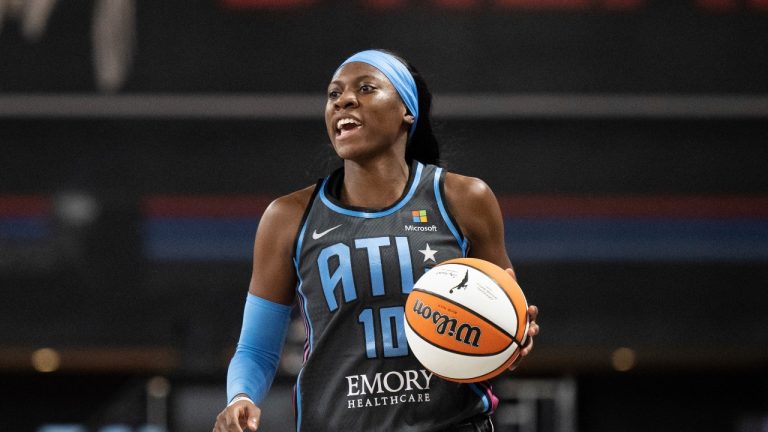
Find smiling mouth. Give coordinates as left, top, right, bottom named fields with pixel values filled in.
left=335, top=118, right=363, bottom=138
left=336, top=124, right=362, bottom=138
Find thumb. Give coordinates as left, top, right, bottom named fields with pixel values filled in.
left=243, top=404, right=261, bottom=430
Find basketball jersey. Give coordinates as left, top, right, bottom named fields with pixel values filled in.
left=292, top=161, right=499, bottom=431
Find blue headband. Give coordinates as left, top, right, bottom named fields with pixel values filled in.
left=338, top=50, right=419, bottom=137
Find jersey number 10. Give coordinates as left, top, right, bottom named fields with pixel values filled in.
left=358, top=306, right=409, bottom=358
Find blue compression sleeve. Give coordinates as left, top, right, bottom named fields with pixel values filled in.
left=226, top=293, right=292, bottom=403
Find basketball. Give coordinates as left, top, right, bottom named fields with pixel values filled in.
left=404, top=258, right=529, bottom=383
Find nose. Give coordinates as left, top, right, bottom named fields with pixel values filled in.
left=334, top=88, right=359, bottom=110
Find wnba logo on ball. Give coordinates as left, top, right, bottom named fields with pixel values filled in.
left=411, top=299, right=481, bottom=347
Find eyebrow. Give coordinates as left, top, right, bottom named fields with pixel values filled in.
left=329, top=75, right=380, bottom=86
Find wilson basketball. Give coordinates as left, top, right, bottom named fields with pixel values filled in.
left=404, top=258, right=529, bottom=383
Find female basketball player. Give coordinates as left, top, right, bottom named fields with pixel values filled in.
left=214, top=50, right=539, bottom=432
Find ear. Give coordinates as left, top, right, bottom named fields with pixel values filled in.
left=404, top=113, right=415, bottom=125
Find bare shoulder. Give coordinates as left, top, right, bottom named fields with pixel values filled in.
left=256, top=184, right=316, bottom=250
left=261, top=184, right=316, bottom=226
left=249, top=184, right=316, bottom=303
left=443, top=172, right=497, bottom=211
left=443, top=172, right=510, bottom=268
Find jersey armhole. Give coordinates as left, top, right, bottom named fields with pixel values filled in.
left=291, top=179, right=324, bottom=261
left=434, top=168, right=469, bottom=255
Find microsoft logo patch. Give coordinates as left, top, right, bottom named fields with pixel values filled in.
left=411, top=210, right=428, bottom=223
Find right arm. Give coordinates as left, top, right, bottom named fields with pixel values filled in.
left=214, top=187, right=314, bottom=432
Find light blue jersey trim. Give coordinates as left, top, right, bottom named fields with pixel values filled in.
left=469, top=383, right=491, bottom=413
left=293, top=219, right=314, bottom=352
left=294, top=215, right=308, bottom=264
left=293, top=217, right=309, bottom=432
left=319, top=163, right=424, bottom=218
left=433, top=167, right=468, bottom=255
left=294, top=268, right=313, bottom=349
left=296, top=369, right=304, bottom=431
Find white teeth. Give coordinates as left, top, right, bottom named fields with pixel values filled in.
left=336, top=118, right=361, bottom=130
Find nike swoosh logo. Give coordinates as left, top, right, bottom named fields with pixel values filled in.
left=312, top=224, right=342, bottom=240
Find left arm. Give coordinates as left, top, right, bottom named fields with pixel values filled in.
left=443, top=173, right=539, bottom=368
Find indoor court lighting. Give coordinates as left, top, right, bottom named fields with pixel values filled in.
left=610, top=347, right=637, bottom=372
left=31, top=347, right=61, bottom=373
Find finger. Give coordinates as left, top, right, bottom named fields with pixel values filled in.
left=215, top=412, right=230, bottom=432
left=225, top=411, right=244, bottom=432
left=528, top=322, right=540, bottom=337
left=521, top=337, right=534, bottom=356
left=244, top=404, right=261, bottom=430
left=527, top=305, right=538, bottom=322
left=509, top=338, right=531, bottom=370
left=505, top=267, right=517, bottom=280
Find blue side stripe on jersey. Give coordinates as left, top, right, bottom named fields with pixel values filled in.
left=433, top=167, right=468, bottom=255
left=294, top=219, right=315, bottom=353
left=295, top=271, right=312, bottom=352
left=319, top=163, right=425, bottom=218
left=294, top=216, right=308, bottom=264
left=469, top=383, right=491, bottom=413
left=293, top=218, right=309, bottom=430
left=295, top=369, right=304, bottom=431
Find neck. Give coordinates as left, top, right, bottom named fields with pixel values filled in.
left=340, top=156, right=411, bottom=209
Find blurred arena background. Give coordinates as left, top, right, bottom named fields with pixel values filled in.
left=1, top=0, right=768, bottom=431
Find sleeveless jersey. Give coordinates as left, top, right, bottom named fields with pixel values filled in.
left=292, top=161, right=499, bottom=431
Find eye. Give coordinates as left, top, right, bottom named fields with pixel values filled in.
left=360, top=84, right=375, bottom=93
left=328, top=90, right=340, bottom=99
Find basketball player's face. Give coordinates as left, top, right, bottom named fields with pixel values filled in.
left=325, top=62, right=412, bottom=161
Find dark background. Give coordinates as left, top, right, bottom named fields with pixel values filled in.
left=1, top=1, right=767, bottom=431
